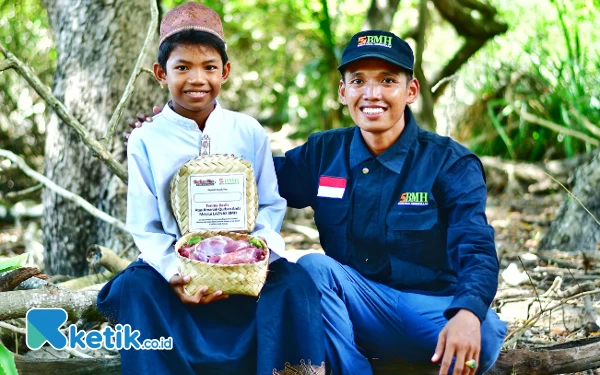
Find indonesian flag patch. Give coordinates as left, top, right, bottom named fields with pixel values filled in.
left=317, top=176, right=347, bottom=199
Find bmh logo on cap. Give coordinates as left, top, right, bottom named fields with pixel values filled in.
left=357, top=35, right=393, bottom=48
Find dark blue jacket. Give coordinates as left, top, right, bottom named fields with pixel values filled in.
left=274, top=107, right=498, bottom=322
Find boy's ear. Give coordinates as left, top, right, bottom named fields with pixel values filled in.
left=153, top=62, right=168, bottom=86
left=222, top=61, right=231, bottom=83
left=338, top=79, right=347, bottom=105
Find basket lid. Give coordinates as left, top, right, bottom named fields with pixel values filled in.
left=170, top=154, right=258, bottom=236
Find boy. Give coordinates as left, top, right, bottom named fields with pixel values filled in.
left=97, top=3, right=326, bottom=375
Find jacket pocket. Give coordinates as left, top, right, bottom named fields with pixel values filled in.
left=313, top=199, right=350, bottom=262
left=314, top=199, right=349, bottom=225
left=385, top=208, right=446, bottom=269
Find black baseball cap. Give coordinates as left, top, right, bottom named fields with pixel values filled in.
left=337, top=30, right=414, bottom=73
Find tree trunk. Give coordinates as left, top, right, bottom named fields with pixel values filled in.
left=539, top=150, right=600, bottom=253
left=41, top=0, right=167, bottom=276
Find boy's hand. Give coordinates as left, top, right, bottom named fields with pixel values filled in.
left=169, top=274, right=229, bottom=304
left=123, top=106, right=162, bottom=144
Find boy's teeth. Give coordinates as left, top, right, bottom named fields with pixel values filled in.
left=363, top=107, right=384, bottom=114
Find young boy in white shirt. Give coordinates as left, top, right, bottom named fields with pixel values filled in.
left=97, top=3, right=326, bottom=375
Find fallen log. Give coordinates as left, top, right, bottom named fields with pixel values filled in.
left=15, top=356, right=120, bottom=375
left=0, top=266, right=41, bottom=292
left=0, top=288, right=102, bottom=322
left=57, top=271, right=113, bottom=290
left=86, top=245, right=130, bottom=274
left=9, top=336, right=600, bottom=375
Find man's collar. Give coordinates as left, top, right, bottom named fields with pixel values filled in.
left=349, top=106, right=419, bottom=174
left=161, top=100, right=223, bottom=132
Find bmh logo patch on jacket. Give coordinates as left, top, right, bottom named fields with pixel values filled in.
left=398, top=192, right=428, bottom=206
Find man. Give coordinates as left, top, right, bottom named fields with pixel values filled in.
left=128, top=29, right=505, bottom=375
left=274, top=30, right=506, bottom=375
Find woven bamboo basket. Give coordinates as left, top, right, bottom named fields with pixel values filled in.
left=170, top=154, right=269, bottom=297
left=174, top=232, right=268, bottom=296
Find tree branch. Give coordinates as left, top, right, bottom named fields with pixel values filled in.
left=516, top=107, right=600, bottom=146
left=0, top=149, right=129, bottom=233
left=0, top=267, right=41, bottom=292
left=0, top=57, right=15, bottom=71
left=102, top=0, right=159, bottom=146
left=0, top=44, right=127, bottom=182
left=430, top=0, right=508, bottom=100
left=87, top=245, right=131, bottom=274
left=431, top=37, right=487, bottom=101
left=0, top=289, right=102, bottom=321
left=432, top=0, right=507, bottom=37
left=362, top=0, right=403, bottom=30
left=414, top=0, right=436, bottom=131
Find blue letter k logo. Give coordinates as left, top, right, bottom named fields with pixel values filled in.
left=26, top=308, right=68, bottom=350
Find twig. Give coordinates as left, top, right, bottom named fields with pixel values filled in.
left=519, top=256, right=543, bottom=312
left=4, top=184, right=43, bottom=200
left=0, top=149, right=128, bottom=233
left=141, top=67, right=155, bottom=77
left=544, top=172, right=600, bottom=226
left=567, top=267, right=584, bottom=296
left=0, top=57, right=15, bottom=71
left=541, top=276, right=563, bottom=297
left=569, top=107, right=600, bottom=139
left=0, top=321, right=26, bottom=335
left=102, top=0, right=159, bottom=146
left=504, top=288, right=600, bottom=346
left=0, top=43, right=127, bottom=182
left=431, top=74, right=458, bottom=93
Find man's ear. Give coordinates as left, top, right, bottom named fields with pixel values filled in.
left=406, top=77, right=420, bottom=105
left=338, top=79, right=347, bottom=105
left=153, top=63, right=167, bottom=86
left=222, top=61, right=231, bottom=83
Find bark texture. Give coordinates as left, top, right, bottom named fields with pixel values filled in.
left=539, top=151, right=600, bottom=253
left=41, top=0, right=167, bottom=275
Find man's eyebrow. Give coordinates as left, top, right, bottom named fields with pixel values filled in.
left=348, top=70, right=402, bottom=76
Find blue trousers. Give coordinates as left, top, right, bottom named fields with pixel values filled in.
left=297, top=254, right=506, bottom=375
left=97, top=259, right=326, bottom=375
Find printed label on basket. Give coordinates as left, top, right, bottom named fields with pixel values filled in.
left=188, top=173, right=247, bottom=231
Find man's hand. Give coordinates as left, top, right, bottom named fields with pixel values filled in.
left=169, top=274, right=229, bottom=304
left=431, top=309, right=481, bottom=375
left=123, top=106, right=162, bottom=143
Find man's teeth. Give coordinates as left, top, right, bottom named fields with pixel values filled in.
left=363, top=107, right=384, bottom=114
left=187, top=92, right=206, bottom=94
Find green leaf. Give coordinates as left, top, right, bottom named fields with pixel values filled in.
left=248, top=237, right=264, bottom=249
left=0, top=254, right=27, bottom=273
left=0, top=342, right=18, bottom=375
left=186, top=236, right=203, bottom=246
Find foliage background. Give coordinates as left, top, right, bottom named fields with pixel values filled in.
left=1, top=0, right=599, bottom=196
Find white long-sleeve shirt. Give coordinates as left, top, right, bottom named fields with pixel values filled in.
left=126, top=101, right=286, bottom=282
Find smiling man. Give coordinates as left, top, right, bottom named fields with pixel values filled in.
left=275, top=30, right=507, bottom=375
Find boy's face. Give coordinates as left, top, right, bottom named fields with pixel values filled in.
left=339, top=58, right=418, bottom=138
left=154, top=44, right=230, bottom=124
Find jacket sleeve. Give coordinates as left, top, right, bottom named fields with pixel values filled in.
left=250, top=129, right=287, bottom=258
left=274, top=139, right=317, bottom=209
left=439, top=155, right=498, bottom=322
left=126, top=136, right=179, bottom=282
